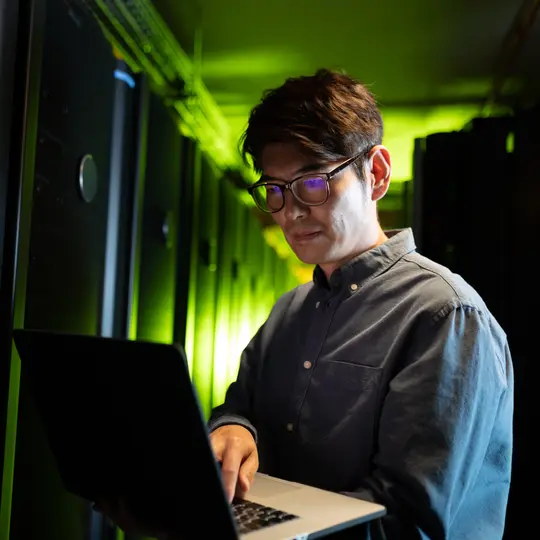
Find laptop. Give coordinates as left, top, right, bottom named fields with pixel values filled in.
left=12, top=328, right=386, bottom=539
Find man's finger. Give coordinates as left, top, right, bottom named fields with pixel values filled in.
left=237, top=451, right=258, bottom=495
left=209, top=432, right=226, bottom=462
left=220, top=445, right=244, bottom=502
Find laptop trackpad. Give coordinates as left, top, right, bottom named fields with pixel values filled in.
left=250, top=473, right=302, bottom=498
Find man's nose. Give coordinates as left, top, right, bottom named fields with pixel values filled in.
left=283, top=190, right=307, bottom=221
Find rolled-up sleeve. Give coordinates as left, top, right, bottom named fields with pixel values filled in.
left=344, top=302, right=513, bottom=539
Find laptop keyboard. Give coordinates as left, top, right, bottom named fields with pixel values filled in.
left=232, top=498, right=299, bottom=535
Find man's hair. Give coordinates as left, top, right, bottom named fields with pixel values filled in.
left=240, top=69, right=383, bottom=175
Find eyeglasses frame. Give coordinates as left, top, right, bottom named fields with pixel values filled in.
left=247, top=153, right=364, bottom=213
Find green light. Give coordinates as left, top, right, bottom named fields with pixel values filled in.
left=201, top=48, right=306, bottom=79
left=381, top=104, right=492, bottom=181
left=189, top=156, right=221, bottom=418
left=506, top=132, right=515, bottom=153
left=0, top=345, right=21, bottom=539
left=183, top=146, right=202, bottom=377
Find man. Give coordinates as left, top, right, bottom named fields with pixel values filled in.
left=97, top=69, right=513, bottom=538
left=208, top=69, right=514, bottom=539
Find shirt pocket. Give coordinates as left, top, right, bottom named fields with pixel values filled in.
left=298, top=360, right=382, bottom=447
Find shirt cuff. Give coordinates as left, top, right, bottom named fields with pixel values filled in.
left=208, top=414, right=258, bottom=444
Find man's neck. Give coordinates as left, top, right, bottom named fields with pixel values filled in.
left=320, top=226, right=388, bottom=282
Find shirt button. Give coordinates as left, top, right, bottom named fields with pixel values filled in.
left=315, top=301, right=320, bottom=308
left=286, top=423, right=294, bottom=432
left=350, top=283, right=358, bottom=291
left=303, top=361, right=312, bottom=369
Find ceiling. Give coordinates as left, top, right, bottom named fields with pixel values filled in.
left=154, top=0, right=539, bottom=183
left=149, top=0, right=539, bottom=283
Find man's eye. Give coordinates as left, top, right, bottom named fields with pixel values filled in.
left=303, top=177, right=325, bottom=189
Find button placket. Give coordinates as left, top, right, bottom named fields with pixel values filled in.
left=291, top=292, right=339, bottom=431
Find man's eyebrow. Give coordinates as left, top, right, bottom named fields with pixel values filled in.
left=294, top=162, right=326, bottom=175
left=257, top=174, right=276, bottom=183
left=258, top=162, right=326, bottom=183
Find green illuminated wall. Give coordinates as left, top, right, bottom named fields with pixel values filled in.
left=126, top=90, right=297, bottom=419
left=182, top=150, right=298, bottom=417
left=380, top=104, right=484, bottom=183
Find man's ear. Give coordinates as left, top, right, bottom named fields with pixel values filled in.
left=367, top=145, right=392, bottom=201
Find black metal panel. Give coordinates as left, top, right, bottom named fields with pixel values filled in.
left=502, top=104, right=539, bottom=540
left=100, top=59, right=139, bottom=341
left=23, top=4, right=115, bottom=334
left=412, top=110, right=538, bottom=540
left=173, top=137, right=198, bottom=350
left=0, top=0, right=20, bottom=272
left=190, top=154, right=220, bottom=418
left=0, top=0, right=45, bottom=538
left=135, top=91, right=183, bottom=344
left=228, top=195, right=249, bottom=381
left=10, top=1, right=117, bottom=539
left=413, top=117, right=512, bottom=328
left=213, top=178, right=239, bottom=402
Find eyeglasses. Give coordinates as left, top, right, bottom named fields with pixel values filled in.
left=247, top=154, right=363, bottom=214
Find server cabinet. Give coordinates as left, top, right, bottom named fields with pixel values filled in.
left=135, top=91, right=183, bottom=345
left=173, top=137, right=198, bottom=355
left=501, top=105, right=538, bottom=539
left=190, top=155, right=220, bottom=418
left=212, top=179, right=238, bottom=406
left=0, top=0, right=32, bottom=535
left=227, top=197, right=250, bottom=385
left=8, top=1, right=121, bottom=539
left=412, top=110, right=538, bottom=539
left=244, top=211, right=267, bottom=337
left=0, top=0, right=19, bottom=271
left=413, top=117, right=512, bottom=329
left=260, top=238, right=277, bottom=321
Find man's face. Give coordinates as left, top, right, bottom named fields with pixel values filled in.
left=260, top=143, right=382, bottom=268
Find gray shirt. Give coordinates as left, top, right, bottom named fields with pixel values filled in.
left=209, top=228, right=513, bottom=539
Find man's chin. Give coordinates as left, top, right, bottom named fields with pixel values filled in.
left=290, top=247, right=323, bottom=266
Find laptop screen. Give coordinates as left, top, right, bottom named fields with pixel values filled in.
left=13, top=328, right=239, bottom=538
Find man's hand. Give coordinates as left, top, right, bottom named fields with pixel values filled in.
left=209, top=425, right=259, bottom=502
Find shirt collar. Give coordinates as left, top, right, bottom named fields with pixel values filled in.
left=312, top=228, right=417, bottom=294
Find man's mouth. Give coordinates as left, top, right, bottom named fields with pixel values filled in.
left=290, top=231, right=322, bottom=243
